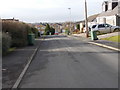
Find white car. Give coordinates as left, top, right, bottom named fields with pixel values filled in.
left=91, top=24, right=120, bottom=34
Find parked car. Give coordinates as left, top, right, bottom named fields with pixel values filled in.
left=91, top=24, right=120, bottom=34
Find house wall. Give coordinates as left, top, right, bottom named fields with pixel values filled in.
left=80, top=23, right=84, bottom=33
left=116, top=16, right=120, bottom=26
left=97, top=15, right=117, bottom=26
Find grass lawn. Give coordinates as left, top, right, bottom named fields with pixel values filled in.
left=101, top=35, right=120, bottom=43
left=8, top=47, right=16, bottom=52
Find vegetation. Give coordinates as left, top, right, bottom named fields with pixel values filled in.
left=2, top=32, right=12, bottom=55
left=50, top=27, right=55, bottom=35
left=31, top=27, right=39, bottom=38
left=2, top=21, right=39, bottom=55
left=65, top=28, right=70, bottom=35
left=44, top=24, right=55, bottom=35
left=2, top=21, right=39, bottom=47
left=44, top=24, right=51, bottom=35
left=3, top=21, right=28, bottom=47
left=76, top=24, right=80, bottom=30
left=72, top=29, right=80, bottom=34
left=101, top=35, right=120, bottom=43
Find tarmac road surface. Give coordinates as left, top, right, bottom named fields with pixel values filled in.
left=19, top=35, right=118, bottom=88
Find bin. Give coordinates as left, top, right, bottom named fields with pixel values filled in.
left=91, top=31, right=98, bottom=40
left=28, top=34, right=35, bottom=45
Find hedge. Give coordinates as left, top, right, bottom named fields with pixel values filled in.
left=2, top=21, right=29, bottom=47
left=2, top=32, right=11, bottom=55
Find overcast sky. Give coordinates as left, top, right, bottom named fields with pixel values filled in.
left=0, top=0, right=105, bottom=23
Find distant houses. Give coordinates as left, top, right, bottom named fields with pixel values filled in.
left=34, top=23, right=46, bottom=35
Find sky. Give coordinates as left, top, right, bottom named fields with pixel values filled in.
left=0, top=0, right=105, bottom=23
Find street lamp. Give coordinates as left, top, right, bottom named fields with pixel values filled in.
left=85, top=0, right=89, bottom=38
left=68, top=8, right=72, bottom=34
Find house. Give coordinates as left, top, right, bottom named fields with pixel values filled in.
left=87, top=14, right=99, bottom=26
left=79, top=14, right=99, bottom=33
left=34, top=23, right=46, bottom=35
left=96, top=0, right=120, bottom=26
left=2, top=17, right=19, bottom=22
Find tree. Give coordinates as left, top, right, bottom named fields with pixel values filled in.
left=76, top=24, right=80, bottom=30
left=31, top=27, right=39, bottom=38
left=44, top=24, right=51, bottom=35
left=50, top=27, right=55, bottom=35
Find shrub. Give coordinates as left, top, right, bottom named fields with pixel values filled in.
left=31, top=27, right=39, bottom=38
left=50, top=27, right=55, bottom=35
left=65, top=29, right=70, bottom=35
left=2, top=32, right=11, bottom=55
left=2, top=21, right=28, bottom=47
left=72, top=29, right=80, bottom=34
left=76, top=24, right=80, bottom=30
left=44, top=24, right=50, bottom=35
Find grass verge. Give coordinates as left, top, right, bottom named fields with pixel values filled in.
left=101, top=35, right=120, bottom=43
left=8, top=47, right=16, bottom=52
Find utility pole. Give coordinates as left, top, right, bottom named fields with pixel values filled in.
left=68, top=8, right=72, bottom=34
left=85, top=0, right=89, bottom=38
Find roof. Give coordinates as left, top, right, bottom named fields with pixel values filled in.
left=97, top=5, right=118, bottom=17
left=2, top=19, right=19, bottom=22
left=102, top=1, right=108, bottom=6
left=87, top=14, right=99, bottom=22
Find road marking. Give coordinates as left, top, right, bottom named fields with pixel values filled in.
left=88, top=42, right=120, bottom=52
left=12, top=47, right=39, bottom=88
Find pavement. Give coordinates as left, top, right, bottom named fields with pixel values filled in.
left=2, top=38, right=42, bottom=89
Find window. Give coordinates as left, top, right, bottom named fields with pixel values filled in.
left=104, top=24, right=111, bottom=27
left=92, top=25, right=97, bottom=28
left=105, top=24, right=110, bottom=27
left=98, top=24, right=105, bottom=28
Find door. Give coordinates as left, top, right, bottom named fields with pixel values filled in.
left=104, top=24, right=111, bottom=33
left=98, top=24, right=106, bottom=33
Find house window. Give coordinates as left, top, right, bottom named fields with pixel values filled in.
left=105, top=5, right=108, bottom=11
left=112, top=2, right=118, bottom=10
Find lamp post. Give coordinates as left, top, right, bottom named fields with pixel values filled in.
left=68, top=8, right=72, bottom=34
left=85, top=0, right=89, bottom=38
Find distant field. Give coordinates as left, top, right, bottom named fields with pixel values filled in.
left=101, top=35, right=120, bottom=43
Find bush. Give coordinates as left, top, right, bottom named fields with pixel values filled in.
left=44, top=24, right=50, bottom=35
left=2, top=21, right=28, bottom=47
left=2, top=32, right=11, bottom=55
left=65, top=29, right=70, bottom=35
left=31, top=27, right=39, bottom=38
left=50, top=27, right=55, bottom=35
left=72, top=29, right=80, bottom=34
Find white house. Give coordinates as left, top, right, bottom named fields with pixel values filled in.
left=97, top=0, right=120, bottom=26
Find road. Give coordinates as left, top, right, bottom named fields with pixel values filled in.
left=19, top=35, right=118, bottom=88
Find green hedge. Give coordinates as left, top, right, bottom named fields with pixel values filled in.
left=2, top=32, right=11, bottom=55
